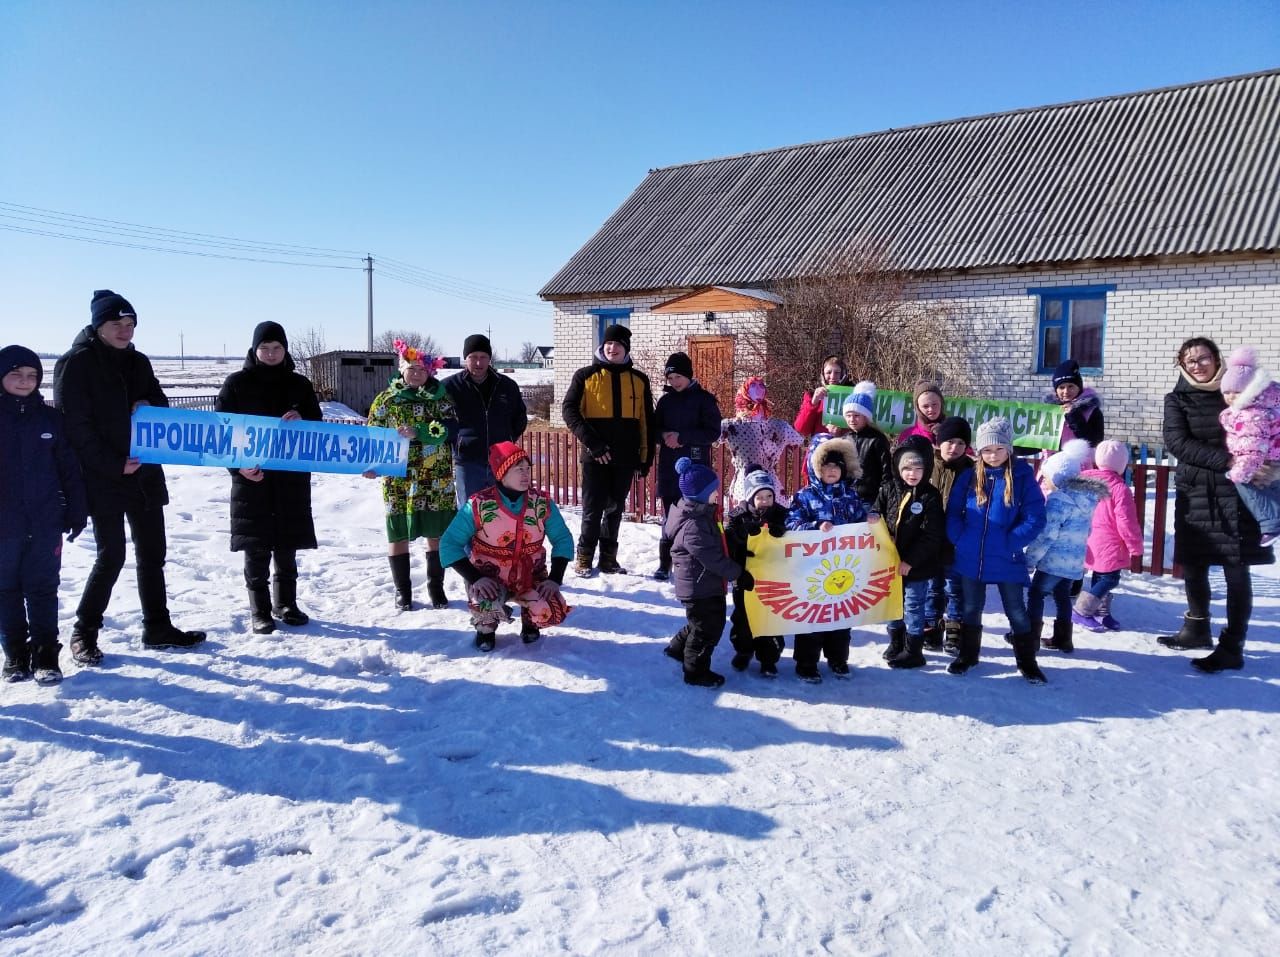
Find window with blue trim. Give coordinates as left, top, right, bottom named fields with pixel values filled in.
left=1029, top=285, right=1112, bottom=374
left=589, top=308, right=631, bottom=347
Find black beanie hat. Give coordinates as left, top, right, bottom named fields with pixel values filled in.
left=90, top=289, right=137, bottom=329
left=462, top=333, right=492, bottom=358
left=252, top=321, right=289, bottom=351
left=1052, top=359, right=1084, bottom=391
left=936, top=415, right=972, bottom=446
left=664, top=351, right=694, bottom=379
left=0, top=344, right=43, bottom=388
left=602, top=324, right=631, bottom=350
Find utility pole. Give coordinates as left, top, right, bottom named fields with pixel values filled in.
left=365, top=255, right=374, bottom=351
left=180, top=332, right=185, bottom=370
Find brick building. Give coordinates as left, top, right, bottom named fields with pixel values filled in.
left=540, top=70, right=1280, bottom=445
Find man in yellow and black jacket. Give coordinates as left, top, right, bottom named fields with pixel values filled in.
left=561, top=324, right=655, bottom=576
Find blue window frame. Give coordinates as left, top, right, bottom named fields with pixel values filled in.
left=1028, top=285, right=1113, bottom=374
left=589, top=308, right=631, bottom=347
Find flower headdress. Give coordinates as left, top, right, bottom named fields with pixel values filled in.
left=394, top=338, right=447, bottom=373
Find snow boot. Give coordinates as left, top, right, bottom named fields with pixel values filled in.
left=829, top=660, right=851, bottom=678
left=1071, top=592, right=1106, bottom=632
left=947, top=624, right=982, bottom=675
left=389, top=552, right=413, bottom=611
left=730, top=650, right=752, bottom=671
left=597, top=540, right=626, bottom=575
left=70, top=625, right=103, bottom=666
left=1012, top=632, right=1047, bottom=684
left=475, top=630, right=496, bottom=653
left=795, top=663, right=823, bottom=684
left=943, top=619, right=962, bottom=656
left=573, top=547, right=596, bottom=578
left=652, top=539, right=672, bottom=581
left=3, top=643, right=31, bottom=682
left=141, top=623, right=207, bottom=650
left=683, top=667, right=726, bottom=688
left=921, top=621, right=944, bottom=651
left=663, top=640, right=685, bottom=663
left=1043, top=618, right=1074, bottom=653
left=31, top=642, right=63, bottom=686
left=759, top=660, right=778, bottom=678
left=1191, top=630, right=1245, bottom=673
left=889, top=634, right=926, bottom=669
left=520, top=611, right=541, bottom=644
left=248, top=587, right=276, bottom=634
left=272, top=578, right=309, bottom=627
left=425, top=551, right=448, bottom=609
left=882, top=623, right=906, bottom=662
left=1157, top=615, right=1213, bottom=650
left=1097, top=592, right=1122, bottom=631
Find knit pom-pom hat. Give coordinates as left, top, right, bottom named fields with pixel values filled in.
left=1221, top=345, right=1263, bottom=394
left=676, top=456, right=719, bottom=503
left=842, top=380, right=876, bottom=423
left=1041, top=438, right=1092, bottom=487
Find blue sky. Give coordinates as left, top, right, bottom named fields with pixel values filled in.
left=1, top=0, right=1276, bottom=358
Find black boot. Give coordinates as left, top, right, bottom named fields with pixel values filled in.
left=141, top=623, right=208, bottom=649
left=653, top=539, right=673, bottom=581
left=1157, top=615, right=1213, bottom=650
left=248, top=587, right=275, bottom=634
left=921, top=621, right=944, bottom=651
left=31, top=642, right=63, bottom=686
left=1012, top=632, right=1047, bottom=684
left=947, top=624, right=982, bottom=675
left=389, top=553, right=413, bottom=611
left=684, top=667, right=726, bottom=687
left=889, top=634, right=926, bottom=669
left=520, top=610, right=541, bottom=644
left=598, top=540, right=626, bottom=575
left=3, top=641, right=31, bottom=682
left=273, top=579, right=309, bottom=627
left=426, top=551, right=448, bottom=609
left=943, top=619, right=962, bottom=655
left=475, top=630, right=496, bottom=653
left=1043, top=618, right=1074, bottom=653
left=1191, top=630, right=1244, bottom=673
left=730, top=650, right=752, bottom=671
left=882, top=623, right=906, bottom=662
left=70, top=624, right=103, bottom=666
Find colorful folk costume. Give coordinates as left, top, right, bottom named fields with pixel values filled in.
left=721, top=376, right=803, bottom=506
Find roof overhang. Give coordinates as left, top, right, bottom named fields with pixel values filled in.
left=650, top=286, right=783, bottom=314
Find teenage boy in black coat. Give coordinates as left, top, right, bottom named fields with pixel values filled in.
left=445, top=333, right=527, bottom=506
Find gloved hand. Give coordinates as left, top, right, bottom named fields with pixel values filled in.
left=738, top=569, right=755, bottom=592
left=468, top=577, right=503, bottom=603
left=767, top=520, right=786, bottom=538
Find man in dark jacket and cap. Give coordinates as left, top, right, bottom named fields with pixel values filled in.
left=53, top=290, right=207, bottom=664
left=445, top=333, right=527, bottom=506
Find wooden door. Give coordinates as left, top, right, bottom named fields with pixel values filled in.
left=688, top=335, right=735, bottom=417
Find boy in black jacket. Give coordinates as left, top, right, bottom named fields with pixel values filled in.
left=724, top=466, right=788, bottom=677
left=1, top=346, right=88, bottom=684
left=870, top=436, right=946, bottom=668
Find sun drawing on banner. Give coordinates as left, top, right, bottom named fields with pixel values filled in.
left=805, top=554, right=863, bottom=601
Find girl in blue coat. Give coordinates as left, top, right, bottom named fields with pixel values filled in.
left=946, top=417, right=1047, bottom=682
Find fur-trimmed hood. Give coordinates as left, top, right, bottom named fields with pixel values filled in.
left=1229, top=364, right=1277, bottom=411
left=805, top=434, right=862, bottom=485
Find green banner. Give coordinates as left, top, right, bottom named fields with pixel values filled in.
left=821, top=385, right=1065, bottom=451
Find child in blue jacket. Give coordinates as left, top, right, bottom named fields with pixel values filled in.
left=786, top=434, right=868, bottom=682
left=1, top=346, right=88, bottom=684
left=946, top=417, right=1047, bottom=682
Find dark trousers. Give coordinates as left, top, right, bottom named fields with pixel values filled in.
left=0, top=534, right=62, bottom=655
left=77, top=505, right=170, bottom=631
left=578, top=460, right=634, bottom=558
left=1183, top=562, right=1253, bottom=638
left=728, top=585, right=784, bottom=664
left=244, top=548, right=299, bottom=589
left=793, top=628, right=850, bottom=669
left=1028, top=571, right=1074, bottom=625
left=668, top=595, right=727, bottom=672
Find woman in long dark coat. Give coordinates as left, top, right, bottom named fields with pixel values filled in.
left=216, top=321, right=323, bottom=634
left=1158, top=336, right=1274, bottom=671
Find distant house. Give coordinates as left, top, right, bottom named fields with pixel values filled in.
left=540, top=70, right=1280, bottom=444
left=536, top=345, right=554, bottom=369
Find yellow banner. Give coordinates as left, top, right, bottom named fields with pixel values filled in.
left=743, top=522, right=903, bottom=635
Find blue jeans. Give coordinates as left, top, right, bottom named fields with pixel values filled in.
left=888, top=578, right=930, bottom=634
left=1085, top=569, right=1122, bottom=599
left=927, top=565, right=962, bottom=623
left=1236, top=478, right=1280, bottom=534
left=1028, top=571, right=1073, bottom=625
left=958, top=576, right=1030, bottom=634
left=453, top=459, right=495, bottom=507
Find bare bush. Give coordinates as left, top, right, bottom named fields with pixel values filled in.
left=373, top=329, right=440, bottom=357
left=519, top=340, right=540, bottom=363
left=291, top=326, right=328, bottom=379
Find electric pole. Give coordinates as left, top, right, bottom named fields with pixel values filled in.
left=365, top=255, right=374, bottom=351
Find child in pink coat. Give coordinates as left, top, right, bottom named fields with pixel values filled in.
left=1219, top=346, right=1280, bottom=546
left=1073, top=440, right=1143, bottom=631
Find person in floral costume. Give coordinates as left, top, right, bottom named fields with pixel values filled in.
left=364, top=339, right=459, bottom=611
left=721, top=376, right=803, bottom=506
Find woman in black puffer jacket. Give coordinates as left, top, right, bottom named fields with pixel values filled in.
left=216, top=321, right=323, bottom=634
left=1158, top=337, right=1274, bottom=671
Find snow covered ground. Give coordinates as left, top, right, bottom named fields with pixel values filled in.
left=2, top=451, right=1278, bottom=953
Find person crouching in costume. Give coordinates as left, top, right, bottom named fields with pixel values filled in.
left=439, top=442, right=573, bottom=652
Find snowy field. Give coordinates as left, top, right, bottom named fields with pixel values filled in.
left=1, top=448, right=1278, bottom=955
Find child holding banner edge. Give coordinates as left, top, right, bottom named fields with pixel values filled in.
left=945, top=417, right=1048, bottom=683
left=725, top=467, right=789, bottom=677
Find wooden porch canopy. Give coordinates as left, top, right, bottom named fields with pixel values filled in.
left=649, top=286, right=783, bottom=314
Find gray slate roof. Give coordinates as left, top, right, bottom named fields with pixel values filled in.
left=541, top=70, right=1280, bottom=299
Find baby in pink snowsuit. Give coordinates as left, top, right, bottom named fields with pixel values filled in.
left=1219, top=346, right=1280, bottom=546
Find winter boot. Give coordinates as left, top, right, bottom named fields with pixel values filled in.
left=653, top=539, right=672, bottom=581
left=921, top=621, right=944, bottom=651
left=1043, top=618, right=1074, bottom=653
left=759, top=660, right=778, bottom=678
left=3, top=643, right=31, bottom=682
left=1191, top=630, right=1245, bottom=673
left=142, top=623, right=207, bottom=650
left=683, top=667, right=726, bottom=687
left=520, top=611, right=541, bottom=644
left=947, top=624, right=982, bottom=675
left=1097, top=592, right=1122, bottom=631
left=597, top=540, right=627, bottom=575
left=475, top=630, right=497, bottom=653
left=31, top=642, right=63, bottom=686
left=70, top=625, right=103, bottom=666
left=882, top=623, right=906, bottom=662
left=389, top=552, right=413, bottom=611
left=248, top=587, right=276, bottom=634
left=795, top=663, right=823, bottom=684
left=425, top=551, right=449, bottom=609
left=573, top=547, right=596, bottom=578
left=730, top=650, right=752, bottom=671
left=889, top=634, right=927, bottom=669
left=1157, top=615, right=1213, bottom=650
left=943, top=619, right=962, bottom=656
left=272, top=579, right=310, bottom=627
left=1012, top=632, right=1047, bottom=684
left=829, top=660, right=851, bottom=678
left=1071, top=592, right=1106, bottom=632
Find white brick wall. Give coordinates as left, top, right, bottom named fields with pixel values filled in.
left=549, top=255, right=1280, bottom=445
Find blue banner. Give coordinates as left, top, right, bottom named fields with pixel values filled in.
left=130, top=406, right=409, bottom=476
